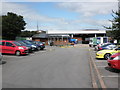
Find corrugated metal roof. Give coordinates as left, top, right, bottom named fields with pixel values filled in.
left=48, top=30, right=106, bottom=34
left=32, top=33, right=70, bottom=38
left=32, top=33, right=48, bottom=38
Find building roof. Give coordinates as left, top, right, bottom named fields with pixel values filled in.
left=47, top=30, right=106, bottom=34
left=32, top=33, right=70, bottom=38
left=32, top=33, right=48, bottom=38
left=48, top=34, right=70, bottom=38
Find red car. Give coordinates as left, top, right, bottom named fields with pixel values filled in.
left=0, top=40, right=29, bottom=56
left=107, top=53, right=120, bottom=70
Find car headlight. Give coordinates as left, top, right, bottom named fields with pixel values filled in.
left=26, top=47, right=29, bottom=49
left=18, top=47, right=24, bottom=49
left=31, top=45, right=36, bottom=48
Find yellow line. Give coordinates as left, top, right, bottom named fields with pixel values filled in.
left=89, top=55, right=98, bottom=88
left=89, top=49, right=107, bottom=88
left=101, top=75, right=118, bottom=78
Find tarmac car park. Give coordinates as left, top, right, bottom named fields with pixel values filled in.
left=90, top=44, right=120, bottom=88
left=1, top=43, right=120, bottom=88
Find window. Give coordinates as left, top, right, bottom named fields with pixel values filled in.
left=6, top=42, right=13, bottom=47
left=13, top=42, right=22, bottom=46
left=0, top=42, right=5, bottom=46
left=116, top=47, right=120, bottom=50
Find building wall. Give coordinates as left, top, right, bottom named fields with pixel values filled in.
left=32, top=38, right=48, bottom=45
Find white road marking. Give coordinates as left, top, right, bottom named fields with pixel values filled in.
left=101, top=75, right=119, bottom=78
left=95, top=61, right=107, bottom=63
left=97, top=66, right=107, bottom=68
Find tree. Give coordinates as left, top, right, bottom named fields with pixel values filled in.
left=20, top=30, right=38, bottom=37
left=2, top=12, right=26, bottom=40
left=104, top=10, right=120, bottom=43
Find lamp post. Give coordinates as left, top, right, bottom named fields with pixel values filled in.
left=118, top=0, right=120, bottom=12
left=118, top=0, right=120, bottom=31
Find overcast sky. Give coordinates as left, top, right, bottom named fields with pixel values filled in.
left=2, top=0, right=119, bottom=31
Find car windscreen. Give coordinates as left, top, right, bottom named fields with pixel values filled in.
left=34, top=41, right=41, bottom=44
left=37, top=41, right=43, bottom=44
left=13, top=42, right=22, bottom=46
left=23, top=41, right=32, bottom=44
left=18, top=41, right=27, bottom=46
left=27, top=41, right=34, bottom=44
left=101, top=44, right=112, bottom=47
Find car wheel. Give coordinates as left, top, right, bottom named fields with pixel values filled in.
left=15, top=51, right=21, bottom=56
left=37, top=47, right=41, bottom=50
left=104, top=53, right=111, bottom=60
left=40, top=48, right=44, bottom=50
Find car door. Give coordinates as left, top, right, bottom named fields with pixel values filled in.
left=0, top=41, right=5, bottom=53
left=5, top=42, right=16, bottom=54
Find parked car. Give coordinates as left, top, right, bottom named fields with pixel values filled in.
left=26, top=40, right=44, bottom=50
left=0, top=40, right=29, bottom=56
left=17, top=41, right=33, bottom=53
left=32, top=41, right=45, bottom=50
left=22, top=40, right=38, bottom=51
left=108, top=53, right=120, bottom=70
left=96, top=43, right=117, bottom=51
left=96, top=47, right=120, bottom=60
left=94, top=43, right=109, bottom=51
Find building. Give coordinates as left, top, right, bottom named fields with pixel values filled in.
left=32, top=29, right=106, bottom=45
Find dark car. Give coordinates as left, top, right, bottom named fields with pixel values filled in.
left=22, top=40, right=38, bottom=51
left=97, top=43, right=117, bottom=51
left=32, top=41, right=45, bottom=50
left=17, top=41, right=33, bottom=53
left=27, top=40, right=45, bottom=50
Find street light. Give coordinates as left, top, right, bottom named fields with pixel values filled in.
left=118, top=0, right=120, bottom=12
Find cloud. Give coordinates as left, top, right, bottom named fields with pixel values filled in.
left=2, top=2, right=118, bottom=31
left=2, top=2, right=70, bottom=30
left=57, top=2, right=118, bottom=17
left=3, top=0, right=119, bottom=2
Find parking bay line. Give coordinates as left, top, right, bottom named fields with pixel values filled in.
left=95, top=60, right=107, bottom=62
left=101, top=75, right=119, bottom=78
left=89, top=49, right=107, bottom=88
left=97, top=66, right=107, bottom=68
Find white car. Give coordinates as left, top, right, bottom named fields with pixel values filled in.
left=94, top=43, right=109, bottom=51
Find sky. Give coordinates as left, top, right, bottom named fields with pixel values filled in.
left=1, top=0, right=119, bottom=31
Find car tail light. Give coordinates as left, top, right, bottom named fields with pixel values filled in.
left=99, top=47, right=102, bottom=50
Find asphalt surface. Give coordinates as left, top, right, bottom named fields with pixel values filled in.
left=90, top=48, right=120, bottom=88
left=2, top=46, right=92, bottom=88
